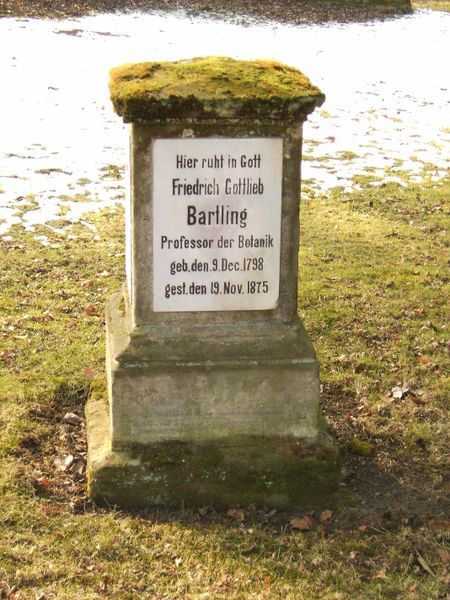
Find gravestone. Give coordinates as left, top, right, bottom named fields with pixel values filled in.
left=86, top=57, right=340, bottom=509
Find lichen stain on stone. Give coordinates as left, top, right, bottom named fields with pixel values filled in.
left=118, top=296, right=125, bottom=317
left=109, top=56, right=325, bottom=122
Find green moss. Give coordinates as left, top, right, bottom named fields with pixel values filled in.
left=348, top=439, right=375, bottom=457
left=338, top=150, right=359, bottom=161
left=99, top=163, right=124, bottom=180
left=109, top=57, right=325, bottom=122
left=87, top=380, right=340, bottom=510
left=89, top=378, right=107, bottom=400
left=76, top=177, right=91, bottom=186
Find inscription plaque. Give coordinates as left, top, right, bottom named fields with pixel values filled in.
left=153, top=137, right=283, bottom=312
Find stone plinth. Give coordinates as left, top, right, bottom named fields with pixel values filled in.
left=87, top=57, right=339, bottom=509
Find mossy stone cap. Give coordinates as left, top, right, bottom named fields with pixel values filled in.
left=109, top=56, right=325, bottom=122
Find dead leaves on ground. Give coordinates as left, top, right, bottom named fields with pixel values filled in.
left=224, top=506, right=278, bottom=523
left=290, top=509, right=334, bottom=531
left=19, top=408, right=89, bottom=510
left=1, top=581, right=50, bottom=600
left=0, top=581, right=19, bottom=600
left=290, top=515, right=316, bottom=531
left=226, top=507, right=247, bottom=521
left=390, top=381, right=428, bottom=404
left=319, top=509, right=334, bottom=522
left=62, top=411, right=85, bottom=426
left=437, top=547, right=450, bottom=565
left=202, top=506, right=338, bottom=532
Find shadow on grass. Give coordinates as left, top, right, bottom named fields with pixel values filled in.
left=14, top=378, right=447, bottom=534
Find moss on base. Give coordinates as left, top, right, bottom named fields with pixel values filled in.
left=86, top=384, right=340, bottom=510
left=109, top=57, right=325, bottom=122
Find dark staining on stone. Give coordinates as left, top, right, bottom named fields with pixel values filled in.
left=87, top=382, right=340, bottom=509
left=109, top=56, right=325, bottom=122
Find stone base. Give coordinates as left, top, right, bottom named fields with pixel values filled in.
left=106, top=291, right=324, bottom=446
left=85, top=291, right=340, bottom=509
left=86, top=380, right=340, bottom=510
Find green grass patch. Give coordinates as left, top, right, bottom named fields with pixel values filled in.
left=412, top=0, right=450, bottom=11
left=0, top=176, right=449, bottom=598
left=300, top=175, right=449, bottom=453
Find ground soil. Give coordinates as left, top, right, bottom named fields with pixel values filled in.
left=0, top=0, right=412, bottom=23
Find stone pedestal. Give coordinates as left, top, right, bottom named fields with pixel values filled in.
left=87, top=57, right=339, bottom=509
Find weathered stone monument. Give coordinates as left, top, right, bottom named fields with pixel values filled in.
left=86, top=57, right=339, bottom=509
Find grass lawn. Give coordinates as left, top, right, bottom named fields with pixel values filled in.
left=0, top=172, right=448, bottom=598
left=412, top=1, right=450, bottom=11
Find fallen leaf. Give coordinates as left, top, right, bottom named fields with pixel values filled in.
left=357, top=524, right=369, bottom=533
left=437, top=547, right=450, bottom=564
left=54, top=454, right=74, bottom=471
left=391, top=386, right=403, bottom=400
left=63, top=412, right=84, bottom=426
left=411, top=396, right=427, bottom=406
left=64, top=454, right=74, bottom=467
left=319, top=509, right=333, bottom=522
left=84, top=366, right=95, bottom=380
left=101, top=574, right=111, bottom=592
left=40, top=505, right=62, bottom=517
left=68, top=457, right=86, bottom=476
left=391, top=382, right=411, bottom=400
left=0, top=350, right=14, bottom=365
left=290, top=515, right=315, bottom=531
left=34, top=478, right=52, bottom=490
left=226, top=508, right=246, bottom=521
left=373, top=569, right=387, bottom=581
